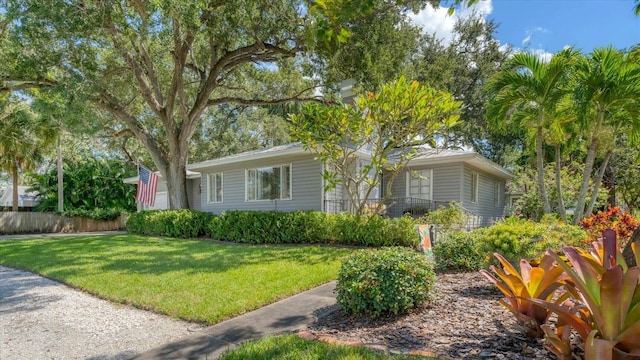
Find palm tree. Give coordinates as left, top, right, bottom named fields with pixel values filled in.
left=486, top=48, right=578, bottom=215
left=0, top=97, right=57, bottom=211
left=572, top=47, right=640, bottom=224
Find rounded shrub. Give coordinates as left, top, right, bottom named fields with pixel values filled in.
left=336, top=247, right=435, bottom=317
left=476, top=216, right=587, bottom=265
left=433, top=231, right=484, bottom=272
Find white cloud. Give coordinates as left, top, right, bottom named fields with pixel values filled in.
left=409, top=0, right=493, bottom=46
left=531, top=48, right=554, bottom=62
left=521, top=27, right=550, bottom=46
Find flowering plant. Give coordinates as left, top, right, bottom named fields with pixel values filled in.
left=580, top=207, right=638, bottom=246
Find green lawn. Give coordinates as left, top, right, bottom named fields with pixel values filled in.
left=217, top=335, right=432, bottom=360
left=0, top=234, right=353, bottom=324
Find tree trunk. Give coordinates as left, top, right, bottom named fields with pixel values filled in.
left=11, top=161, right=18, bottom=212
left=554, top=144, right=567, bottom=222
left=585, top=150, right=612, bottom=217
left=536, top=126, right=551, bottom=214
left=57, top=135, right=64, bottom=212
left=162, top=133, right=190, bottom=209
left=573, top=136, right=599, bottom=225
left=165, top=160, right=190, bottom=209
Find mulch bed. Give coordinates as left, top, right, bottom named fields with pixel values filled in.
left=306, top=272, right=582, bottom=359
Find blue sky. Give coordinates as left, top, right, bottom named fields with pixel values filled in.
left=410, top=0, right=640, bottom=58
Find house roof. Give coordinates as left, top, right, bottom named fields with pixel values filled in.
left=394, top=147, right=514, bottom=180
left=188, top=143, right=307, bottom=170
left=0, top=185, right=38, bottom=206
left=123, top=169, right=202, bottom=184
left=123, top=144, right=512, bottom=183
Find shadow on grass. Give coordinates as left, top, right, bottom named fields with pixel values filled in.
left=0, top=234, right=347, bottom=278
left=216, top=334, right=416, bottom=360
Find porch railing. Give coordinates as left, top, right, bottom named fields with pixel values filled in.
left=324, top=197, right=493, bottom=230
left=324, top=197, right=450, bottom=218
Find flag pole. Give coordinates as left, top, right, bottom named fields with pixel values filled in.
left=136, top=158, right=141, bottom=211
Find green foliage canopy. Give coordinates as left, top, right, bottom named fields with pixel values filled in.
left=290, top=77, right=461, bottom=215
left=29, top=158, right=137, bottom=213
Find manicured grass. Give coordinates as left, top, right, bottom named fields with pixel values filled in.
left=218, top=335, right=432, bottom=360
left=0, top=234, right=352, bottom=324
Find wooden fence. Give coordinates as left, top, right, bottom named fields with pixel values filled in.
left=0, top=212, right=127, bottom=235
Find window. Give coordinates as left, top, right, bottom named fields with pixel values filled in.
left=207, top=173, right=223, bottom=203
left=471, top=172, right=479, bottom=203
left=494, top=181, right=500, bottom=207
left=246, top=165, right=291, bottom=201
left=406, top=169, right=432, bottom=200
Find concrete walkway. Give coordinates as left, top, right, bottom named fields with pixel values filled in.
left=134, top=282, right=338, bottom=360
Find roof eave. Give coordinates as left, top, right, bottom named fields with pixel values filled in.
left=188, top=146, right=308, bottom=170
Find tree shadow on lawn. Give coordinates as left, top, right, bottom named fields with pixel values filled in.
left=0, top=234, right=348, bottom=277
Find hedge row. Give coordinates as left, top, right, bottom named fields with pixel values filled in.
left=126, top=209, right=419, bottom=247
left=126, top=209, right=215, bottom=238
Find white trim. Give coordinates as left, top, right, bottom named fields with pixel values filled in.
left=207, top=172, right=223, bottom=203
left=406, top=169, right=433, bottom=201
left=321, top=161, right=325, bottom=212
left=190, top=144, right=305, bottom=170
left=471, top=172, right=479, bottom=203
left=245, top=163, right=292, bottom=202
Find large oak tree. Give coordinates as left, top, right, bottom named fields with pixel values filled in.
left=1, top=0, right=475, bottom=209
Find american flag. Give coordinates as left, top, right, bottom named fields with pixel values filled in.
left=136, top=166, right=159, bottom=206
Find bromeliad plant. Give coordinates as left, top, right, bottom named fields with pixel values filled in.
left=480, top=252, right=568, bottom=338
left=527, top=230, right=640, bottom=360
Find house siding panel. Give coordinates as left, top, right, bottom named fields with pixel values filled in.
left=462, top=164, right=506, bottom=226
left=156, top=182, right=168, bottom=193
left=199, top=155, right=322, bottom=214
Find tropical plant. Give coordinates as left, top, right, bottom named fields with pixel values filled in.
left=580, top=207, right=639, bottom=247
left=480, top=253, right=568, bottom=338
left=529, top=234, right=640, bottom=359
left=572, top=48, right=640, bottom=224
left=0, top=97, right=57, bottom=210
left=486, top=48, right=578, bottom=215
left=29, top=158, right=136, bottom=212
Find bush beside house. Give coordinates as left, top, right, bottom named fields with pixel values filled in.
left=127, top=209, right=419, bottom=247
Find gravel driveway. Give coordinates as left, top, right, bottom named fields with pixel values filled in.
left=0, top=266, right=203, bottom=360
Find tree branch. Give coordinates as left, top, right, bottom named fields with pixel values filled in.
left=94, top=91, right=168, bottom=173
left=0, top=78, right=57, bottom=93
left=103, top=13, right=164, bottom=117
